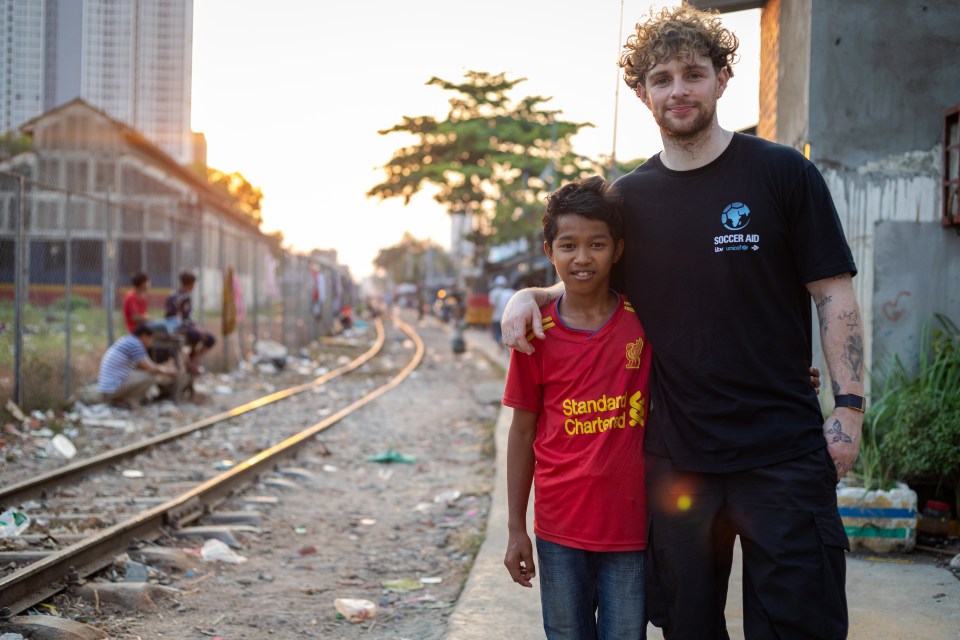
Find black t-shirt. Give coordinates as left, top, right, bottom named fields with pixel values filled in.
left=614, top=133, right=857, bottom=472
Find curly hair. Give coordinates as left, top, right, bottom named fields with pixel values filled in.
left=619, top=4, right=739, bottom=90
left=542, top=176, right=624, bottom=246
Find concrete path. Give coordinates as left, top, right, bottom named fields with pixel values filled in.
left=444, top=326, right=960, bottom=640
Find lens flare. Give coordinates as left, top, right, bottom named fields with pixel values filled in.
left=677, top=495, right=692, bottom=511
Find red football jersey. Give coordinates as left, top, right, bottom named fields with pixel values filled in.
left=503, top=294, right=652, bottom=551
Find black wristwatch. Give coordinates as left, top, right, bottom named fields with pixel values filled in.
left=834, top=394, right=866, bottom=412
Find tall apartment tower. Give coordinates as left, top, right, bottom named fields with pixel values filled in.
left=0, top=0, right=194, bottom=165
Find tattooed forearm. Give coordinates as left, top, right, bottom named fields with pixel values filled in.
left=816, top=295, right=833, bottom=332
left=832, top=380, right=841, bottom=396
left=825, top=418, right=853, bottom=443
left=842, top=334, right=864, bottom=382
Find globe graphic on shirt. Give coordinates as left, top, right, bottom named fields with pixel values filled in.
left=721, top=202, right=751, bottom=231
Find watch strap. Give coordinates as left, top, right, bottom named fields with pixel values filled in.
left=834, top=394, right=865, bottom=412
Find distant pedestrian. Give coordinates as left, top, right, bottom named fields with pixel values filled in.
left=122, top=272, right=152, bottom=334
left=488, top=275, right=515, bottom=347
left=97, top=325, right=177, bottom=407
left=165, top=271, right=216, bottom=374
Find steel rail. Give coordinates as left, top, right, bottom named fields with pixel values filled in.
left=0, top=314, right=424, bottom=614
left=0, top=318, right=386, bottom=508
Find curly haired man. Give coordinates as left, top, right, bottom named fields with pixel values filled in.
left=503, top=5, right=863, bottom=638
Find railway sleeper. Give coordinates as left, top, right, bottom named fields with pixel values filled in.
left=0, top=614, right=109, bottom=639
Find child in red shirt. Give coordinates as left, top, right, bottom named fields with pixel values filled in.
left=122, top=272, right=151, bottom=334
left=502, top=176, right=651, bottom=639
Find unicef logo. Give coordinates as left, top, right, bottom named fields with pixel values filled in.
left=721, top=202, right=751, bottom=231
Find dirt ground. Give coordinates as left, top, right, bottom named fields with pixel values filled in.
left=45, top=314, right=503, bottom=639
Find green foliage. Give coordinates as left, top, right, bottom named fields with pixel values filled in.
left=864, top=313, right=960, bottom=513
left=368, top=71, right=596, bottom=247
left=0, top=133, right=32, bottom=160
left=50, top=296, right=93, bottom=311
left=373, top=233, right=453, bottom=285
left=205, top=167, right=264, bottom=226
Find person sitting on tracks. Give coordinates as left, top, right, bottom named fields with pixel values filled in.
left=96, top=325, right=178, bottom=408
left=164, top=271, right=216, bottom=375
left=122, top=271, right=153, bottom=334
left=501, top=176, right=652, bottom=639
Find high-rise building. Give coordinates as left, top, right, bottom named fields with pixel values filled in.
left=0, top=0, right=194, bottom=165
left=1, top=0, right=46, bottom=133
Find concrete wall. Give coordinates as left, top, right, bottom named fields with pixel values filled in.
left=796, top=0, right=960, bottom=375
left=872, top=221, right=960, bottom=377
left=771, top=0, right=811, bottom=150
left=808, top=0, right=960, bottom=168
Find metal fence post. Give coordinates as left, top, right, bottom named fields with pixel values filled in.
left=13, top=176, right=26, bottom=407
left=65, top=193, right=74, bottom=400
left=219, top=218, right=228, bottom=370
left=252, top=241, right=260, bottom=351
left=105, top=190, right=115, bottom=347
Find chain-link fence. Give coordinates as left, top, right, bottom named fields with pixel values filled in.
left=0, top=170, right=350, bottom=412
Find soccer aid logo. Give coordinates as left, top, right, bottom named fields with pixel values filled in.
left=721, top=202, right=751, bottom=231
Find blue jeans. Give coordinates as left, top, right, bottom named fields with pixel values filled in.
left=536, top=537, right=647, bottom=640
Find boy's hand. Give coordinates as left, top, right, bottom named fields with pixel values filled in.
left=504, top=531, right=536, bottom=587
left=501, top=290, right=545, bottom=355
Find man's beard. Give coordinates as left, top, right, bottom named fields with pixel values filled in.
left=654, top=100, right=716, bottom=140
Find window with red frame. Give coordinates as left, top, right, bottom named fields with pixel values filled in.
left=944, top=104, right=960, bottom=227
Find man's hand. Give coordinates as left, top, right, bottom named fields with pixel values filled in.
left=501, top=285, right=565, bottom=354
left=823, top=409, right=862, bottom=479
left=504, top=530, right=536, bottom=588
left=810, top=366, right=821, bottom=394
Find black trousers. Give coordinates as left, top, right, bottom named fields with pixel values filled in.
left=645, top=448, right=849, bottom=640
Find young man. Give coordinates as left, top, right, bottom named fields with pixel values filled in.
left=122, top=272, right=151, bottom=334
left=503, top=176, right=652, bottom=639
left=488, top=275, right=516, bottom=347
left=503, top=5, right=863, bottom=639
left=97, top=325, right=177, bottom=407
left=165, top=271, right=216, bottom=374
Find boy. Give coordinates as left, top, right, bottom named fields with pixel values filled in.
left=122, top=272, right=151, bottom=334
left=502, top=176, right=651, bottom=639
left=97, top=324, right=177, bottom=407
left=165, top=271, right=216, bottom=374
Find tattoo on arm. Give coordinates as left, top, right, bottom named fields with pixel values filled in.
left=839, top=309, right=860, bottom=331
left=826, top=419, right=853, bottom=444
left=831, top=380, right=841, bottom=396
left=816, top=295, right=833, bottom=332
left=842, top=334, right=864, bottom=382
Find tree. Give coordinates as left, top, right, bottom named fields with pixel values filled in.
left=0, top=133, right=32, bottom=161
left=374, top=232, right=453, bottom=287
left=204, top=167, right=264, bottom=226
left=368, top=71, right=595, bottom=252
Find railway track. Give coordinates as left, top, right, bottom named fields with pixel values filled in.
left=0, top=313, right=425, bottom=615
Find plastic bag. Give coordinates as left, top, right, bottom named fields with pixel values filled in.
left=0, top=508, right=30, bottom=537
left=200, top=538, right=248, bottom=563
left=334, top=598, right=377, bottom=622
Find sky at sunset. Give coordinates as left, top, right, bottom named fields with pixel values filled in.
left=191, top=1, right=760, bottom=278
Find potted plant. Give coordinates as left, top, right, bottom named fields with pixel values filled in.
left=841, top=313, right=960, bottom=552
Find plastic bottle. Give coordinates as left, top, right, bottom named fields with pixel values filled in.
left=0, top=508, right=30, bottom=537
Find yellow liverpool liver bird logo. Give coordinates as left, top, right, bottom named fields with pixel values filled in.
left=626, top=338, right=644, bottom=369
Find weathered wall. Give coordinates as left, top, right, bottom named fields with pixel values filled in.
left=772, top=0, right=811, bottom=149
left=821, top=148, right=943, bottom=374
left=872, top=221, right=960, bottom=376
left=809, top=0, right=960, bottom=168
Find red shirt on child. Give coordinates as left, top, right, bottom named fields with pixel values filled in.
left=503, top=294, right=652, bottom=552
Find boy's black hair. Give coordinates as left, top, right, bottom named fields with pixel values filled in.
left=131, top=271, right=149, bottom=288
left=179, top=271, right=197, bottom=286
left=542, top=175, right=624, bottom=246
left=133, top=324, right=154, bottom=337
